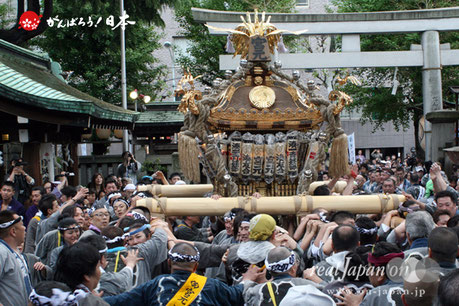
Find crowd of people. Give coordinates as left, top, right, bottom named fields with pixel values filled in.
left=0, top=149, right=458, bottom=305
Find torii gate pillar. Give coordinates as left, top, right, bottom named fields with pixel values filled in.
left=422, top=31, right=443, bottom=162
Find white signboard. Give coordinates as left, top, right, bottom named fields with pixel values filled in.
left=348, top=133, right=356, bottom=164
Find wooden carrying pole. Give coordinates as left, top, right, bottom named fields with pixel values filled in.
left=137, top=184, right=213, bottom=198
left=136, top=194, right=405, bottom=216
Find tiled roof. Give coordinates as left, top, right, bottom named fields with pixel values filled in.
left=136, top=110, right=184, bottom=124
left=0, top=39, right=138, bottom=124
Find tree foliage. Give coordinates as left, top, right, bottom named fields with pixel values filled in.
left=31, top=0, right=169, bottom=105
left=174, top=0, right=297, bottom=85
left=0, top=0, right=53, bottom=45
left=330, top=0, right=459, bottom=156
left=0, top=3, right=12, bottom=28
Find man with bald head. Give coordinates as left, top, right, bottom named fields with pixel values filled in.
left=104, top=242, right=259, bottom=305
left=428, top=227, right=458, bottom=277
left=312, top=224, right=360, bottom=283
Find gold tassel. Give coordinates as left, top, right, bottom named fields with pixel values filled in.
left=178, top=133, right=200, bottom=182
left=328, top=133, right=349, bottom=178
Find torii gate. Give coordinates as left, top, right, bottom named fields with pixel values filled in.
left=192, top=7, right=459, bottom=162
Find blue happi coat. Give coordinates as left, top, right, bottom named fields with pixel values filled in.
left=104, top=270, right=244, bottom=306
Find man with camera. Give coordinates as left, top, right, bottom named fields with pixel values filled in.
left=6, top=158, right=35, bottom=205
left=116, top=151, right=141, bottom=185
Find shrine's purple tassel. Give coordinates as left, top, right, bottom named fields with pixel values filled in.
left=277, top=36, right=288, bottom=53
left=226, top=35, right=235, bottom=53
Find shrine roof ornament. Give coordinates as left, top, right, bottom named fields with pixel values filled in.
left=175, top=69, right=202, bottom=115
left=175, top=10, right=361, bottom=194
left=205, top=10, right=308, bottom=58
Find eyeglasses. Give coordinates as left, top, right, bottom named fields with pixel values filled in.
left=93, top=213, right=110, bottom=218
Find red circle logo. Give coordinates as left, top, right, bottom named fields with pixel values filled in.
left=18, top=11, right=43, bottom=31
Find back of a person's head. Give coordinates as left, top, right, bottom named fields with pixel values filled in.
left=30, top=281, right=73, bottom=305
left=405, top=211, right=435, bottom=241
left=249, top=214, right=276, bottom=241
left=266, top=247, right=296, bottom=277
left=61, top=186, right=77, bottom=198
left=332, top=225, right=360, bottom=252
left=79, top=235, right=107, bottom=255
left=343, top=251, right=369, bottom=283
left=0, top=210, right=16, bottom=239
left=169, top=242, right=199, bottom=270
left=118, top=216, right=136, bottom=229
left=428, top=227, right=458, bottom=263
left=367, top=241, right=404, bottom=274
left=101, top=226, right=125, bottom=248
left=449, top=226, right=459, bottom=244
left=266, top=246, right=292, bottom=264
left=330, top=211, right=355, bottom=225
left=403, top=270, right=439, bottom=306
left=170, top=242, right=198, bottom=257
left=61, top=205, right=79, bottom=220
left=132, top=206, right=151, bottom=219
left=371, top=241, right=401, bottom=257
left=437, top=269, right=459, bottom=306
left=447, top=215, right=459, bottom=228
left=313, top=184, right=330, bottom=196
left=355, top=216, right=378, bottom=246
left=38, top=194, right=57, bottom=216
left=409, top=173, right=419, bottom=184
left=401, top=200, right=417, bottom=210
left=406, top=185, right=423, bottom=200
left=54, top=242, right=100, bottom=290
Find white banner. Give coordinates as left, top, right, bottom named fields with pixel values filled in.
left=348, top=133, right=356, bottom=164
left=39, top=143, right=55, bottom=182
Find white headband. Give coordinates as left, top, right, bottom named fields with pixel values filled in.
left=224, top=212, right=236, bottom=222
left=265, top=251, right=296, bottom=273
left=58, top=225, right=80, bottom=232
left=29, top=288, right=77, bottom=306
left=168, top=247, right=200, bottom=263
left=356, top=226, right=378, bottom=235
left=103, top=235, right=127, bottom=244
left=0, top=216, right=22, bottom=229
left=107, top=192, right=122, bottom=202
